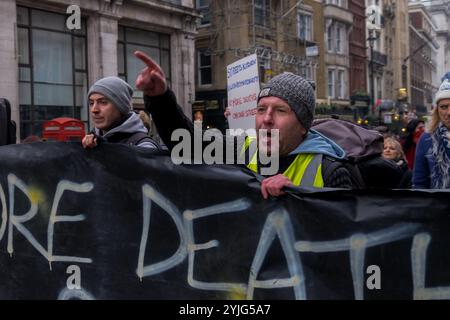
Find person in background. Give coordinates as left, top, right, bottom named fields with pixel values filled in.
left=382, top=137, right=411, bottom=188
left=194, top=110, right=204, bottom=123
left=138, top=110, right=152, bottom=133
left=402, top=119, right=425, bottom=170
left=193, top=110, right=205, bottom=130
left=413, top=79, right=450, bottom=189
left=82, top=76, right=159, bottom=149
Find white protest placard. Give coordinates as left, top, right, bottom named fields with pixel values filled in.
left=226, top=54, right=260, bottom=133
left=306, top=46, right=318, bottom=57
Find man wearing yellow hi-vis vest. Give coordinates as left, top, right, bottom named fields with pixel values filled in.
left=135, top=51, right=354, bottom=199
left=244, top=72, right=352, bottom=198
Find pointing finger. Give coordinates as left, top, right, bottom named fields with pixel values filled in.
left=134, top=51, right=162, bottom=72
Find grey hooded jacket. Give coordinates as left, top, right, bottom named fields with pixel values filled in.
left=93, top=112, right=159, bottom=149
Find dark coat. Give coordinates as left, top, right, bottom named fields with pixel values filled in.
left=358, top=157, right=411, bottom=188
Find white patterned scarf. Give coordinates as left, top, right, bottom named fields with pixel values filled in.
left=431, top=123, right=450, bottom=189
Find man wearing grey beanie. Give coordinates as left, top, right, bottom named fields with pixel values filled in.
left=134, top=51, right=353, bottom=197
left=82, top=76, right=159, bottom=149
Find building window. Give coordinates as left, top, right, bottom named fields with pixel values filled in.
left=254, top=0, right=270, bottom=28
left=336, top=24, right=342, bottom=53
left=326, top=0, right=346, bottom=7
left=258, top=58, right=271, bottom=83
left=118, top=26, right=171, bottom=99
left=337, top=70, right=345, bottom=98
left=196, top=0, right=210, bottom=26
left=328, top=69, right=335, bottom=98
left=328, top=68, right=345, bottom=98
left=327, top=21, right=346, bottom=54
left=376, top=76, right=382, bottom=100
left=198, top=49, right=212, bottom=85
left=373, top=31, right=381, bottom=51
left=300, top=63, right=315, bottom=82
left=336, top=23, right=346, bottom=53
left=17, top=6, right=88, bottom=140
left=297, top=11, right=312, bottom=41
left=162, top=0, right=182, bottom=4
left=327, top=23, right=334, bottom=52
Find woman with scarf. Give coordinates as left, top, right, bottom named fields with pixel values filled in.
left=413, top=79, right=450, bottom=189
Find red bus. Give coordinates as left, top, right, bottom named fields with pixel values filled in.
left=42, top=117, right=86, bottom=142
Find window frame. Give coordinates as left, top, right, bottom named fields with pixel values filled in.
left=327, top=23, right=334, bottom=52
left=300, top=62, right=315, bottom=82
left=198, top=49, right=212, bottom=86
left=196, top=0, right=211, bottom=26
left=327, top=69, right=335, bottom=98
left=337, top=69, right=345, bottom=99
left=376, top=76, right=382, bottom=101
left=16, top=6, right=88, bottom=139
left=117, top=25, right=172, bottom=96
left=254, top=0, right=271, bottom=28
left=327, top=21, right=347, bottom=54
left=336, top=24, right=341, bottom=53
left=297, top=10, right=313, bottom=41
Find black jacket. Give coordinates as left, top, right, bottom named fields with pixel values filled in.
left=358, top=157, right=411, bottom=188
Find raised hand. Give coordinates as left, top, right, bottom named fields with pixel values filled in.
left=134, top=50, right=167, bottom=97
left=82, top=134, right=98, bottom=149
left=224, top=107, right=231, bottom=118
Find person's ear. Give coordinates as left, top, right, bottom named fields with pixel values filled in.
left=301, top=127, right=307, bottom=136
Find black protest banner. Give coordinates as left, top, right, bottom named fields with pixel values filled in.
left=0, top=142, right=449, bottom=300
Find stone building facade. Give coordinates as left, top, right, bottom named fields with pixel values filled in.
left=0, top=0, right=199, bottom=140
left=194, top=0, right=325, bottom=131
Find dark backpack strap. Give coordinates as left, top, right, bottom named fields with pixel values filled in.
left=348, top=163, right=366, bottom=189
left=124, top=132, right=161, bottom=149
left=322, top=156, right=365, bottom=189
left=99, top=131, right=160, bottom=149
left=322, top=157, right=339, bottom=180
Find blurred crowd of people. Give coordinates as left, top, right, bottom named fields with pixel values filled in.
left=376, top=77, right=450, bottom=189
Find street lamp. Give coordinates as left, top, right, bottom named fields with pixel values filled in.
left=367, top=29, right=378, bottom=122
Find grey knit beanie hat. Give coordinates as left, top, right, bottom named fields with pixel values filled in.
left=434, top=78, right=450, bottom=105
left=257, top=72, right=315, bottom=131
left=88, top=76, right=133, bottom=115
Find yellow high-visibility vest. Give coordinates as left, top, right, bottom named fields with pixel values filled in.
left=241, top=136, right=324, bottom=188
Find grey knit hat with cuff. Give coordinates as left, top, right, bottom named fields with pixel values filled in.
left=88, top=76, right=133, bottom=115
left=257, top=72, right=315, bottom=131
